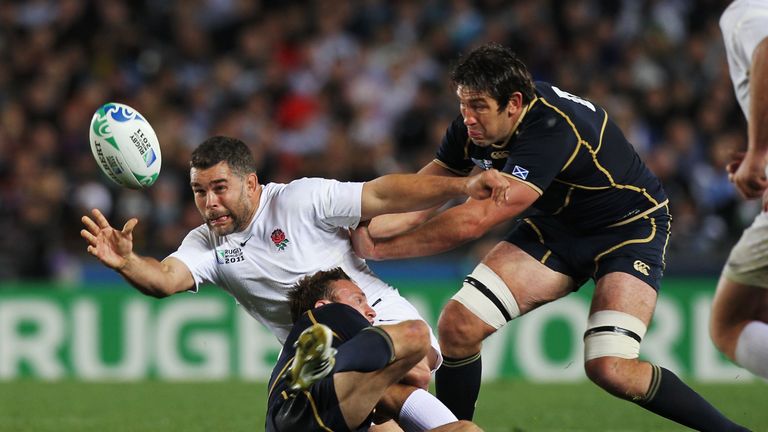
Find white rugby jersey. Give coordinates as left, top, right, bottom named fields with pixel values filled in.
left=169, top=177, right=395, bottom=343
left=720, top=0, right=768, bottom=118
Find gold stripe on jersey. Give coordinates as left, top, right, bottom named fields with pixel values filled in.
left=522, top=218, right=552, bottom=264
left=303, top=390, right=335, bottom=431
left=280, top=391, right=288, bottom=400
left=593, top=216, right=657, bottom=278
left=595, top=109, right=609, bottom=154
left=538, top=98, right=661, bottom=210
left=606, top=199, right=669, bottom=228
left=552, top=179, right=611, bottom=190
left=552, top=186, right=574, bottom=215
left=501, top=172, right=543, bottom=195
left=268, top=357, right=295, bottom=397
left=661, top=203, right=671, bottom=269
left=433, top=159, right=471, bottom=176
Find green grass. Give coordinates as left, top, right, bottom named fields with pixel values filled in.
left=0, top=380, right=765, bottom=431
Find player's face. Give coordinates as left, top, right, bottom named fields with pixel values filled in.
left=457, top=85, right=517, bottom=147
left=190, top=162, right=258, bottom=236
left=331, top=280, right=376, bottom=324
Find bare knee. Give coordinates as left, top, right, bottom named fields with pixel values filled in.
left=585, top=357, right=646, bottom=400
left=438, top=301, right=494, bottom=356
left=396, top=320, right=430, bottom=362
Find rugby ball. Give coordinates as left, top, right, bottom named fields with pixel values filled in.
left=89, top=102, right=161, bottom=189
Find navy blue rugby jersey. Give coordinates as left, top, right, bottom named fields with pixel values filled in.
left=435, top=81, right=668, bottom=231
left=267, top=303, right=370, bottom=404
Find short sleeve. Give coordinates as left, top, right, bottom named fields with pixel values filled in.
left=289, top=177, right=364, bottom=230
left=168, top=227, right=217, bottom=292
left=734, top=13, right=768, bottom=62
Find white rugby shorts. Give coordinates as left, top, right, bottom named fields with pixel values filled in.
left=723, top=211, right=768, bottom=288
left=371, top=288, right=443, bottom=371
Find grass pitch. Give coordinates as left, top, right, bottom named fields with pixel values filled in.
left=1, top=380, right=765, bottom=431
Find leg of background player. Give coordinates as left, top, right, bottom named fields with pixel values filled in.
left=710, top=275, right=768, bottom=379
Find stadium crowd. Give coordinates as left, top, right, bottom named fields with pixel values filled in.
left=0, top=0, right=755, bottom=282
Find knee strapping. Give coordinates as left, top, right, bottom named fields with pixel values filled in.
left=452, top=263, right=520, bottom=329
left=584, top=310, right=647, bottom=361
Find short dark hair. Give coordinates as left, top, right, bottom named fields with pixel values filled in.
left=190, top=136, right=258, bottom=177
left=450, top=43, right=535, bottom=111
left=287, top=268, right=352, bottom=323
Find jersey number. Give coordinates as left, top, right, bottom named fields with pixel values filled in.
left=552, top=86, right=596, bottom=112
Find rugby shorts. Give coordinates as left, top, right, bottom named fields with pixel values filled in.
left=504, top=208, right=670, bottom=291
left=723, top=211, right=768, bottom=288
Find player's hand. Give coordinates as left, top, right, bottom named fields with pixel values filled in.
left=80, top=208, right=138, bottom=271
left=728, top=152, right=768, bottom=199
left=466, top=169, right=510, bottom=205
left=350, top=225, right=376, bottom=260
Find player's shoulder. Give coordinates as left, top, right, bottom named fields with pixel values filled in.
left=307, top=303, right=371, bottom=340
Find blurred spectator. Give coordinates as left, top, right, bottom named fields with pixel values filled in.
left=0, top=0, right=751, bottom=283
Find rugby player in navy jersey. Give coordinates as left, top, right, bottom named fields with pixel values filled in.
left=352, top=43, right=748, bottom=431
left=267, top=268, right=480, bottom=432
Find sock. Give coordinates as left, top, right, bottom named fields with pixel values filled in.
left=334, top=327, right=394, bottom=373
left=735, top=321, right=768, bottom=379
left=638, top=365, right=749, bottom=431
left=397, top=389, right=458, bottom=432
left=435, top=353, right=481, bottom=420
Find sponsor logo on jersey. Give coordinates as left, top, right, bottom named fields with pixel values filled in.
left=216, top=247, right=244, bottom=264
left=471, top=158, right=493, bottom=170
left=511, top=165, right=529, bottom=180
left=633, top=260, right=650, bottom=276
left=270, top=229, right=290, bottom=251
left=491, top=151, right=509, bottom=159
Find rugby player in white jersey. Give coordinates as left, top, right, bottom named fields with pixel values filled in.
left=80, top=135, right=508, bottom=429
left=710, top=0, right=768, bottom=380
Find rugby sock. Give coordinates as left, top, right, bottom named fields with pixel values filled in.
left=735, top=321, right=768, bottom=379
left=435, top=352, right=481, bottom=420
left=398, top=388, right=458, bottom=432
left=334, top=327, right=395, bottom=373
left=638, top=365, right=750, bottom=431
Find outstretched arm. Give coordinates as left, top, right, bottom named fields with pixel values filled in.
left=354, top=177, right=539, bottom=260
left=80, top=208, right=194, bottom=298
left=367, top=161, right=460, bottom=238
left=731, top=37, right=768, bottom=199
left=360, top=169, right=508, bottom=221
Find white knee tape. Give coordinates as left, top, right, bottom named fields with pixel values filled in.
left=584, top=310, right=647, bottom=361
left=452, top=263, right=520, bottom=329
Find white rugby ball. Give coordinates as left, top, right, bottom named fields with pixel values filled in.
left=89, top=102, right=161, bottom=189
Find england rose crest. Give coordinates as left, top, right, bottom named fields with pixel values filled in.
left=270, top=229, right=289, bottom=250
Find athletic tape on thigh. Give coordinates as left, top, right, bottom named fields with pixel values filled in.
left=452, top=263, right=520, bottom=329
left=583, top=310, right=647, bottom=361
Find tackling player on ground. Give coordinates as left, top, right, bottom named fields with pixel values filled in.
left=267, top=268, right=481, bottom=431
left=353, top=44, right=749, bottom=431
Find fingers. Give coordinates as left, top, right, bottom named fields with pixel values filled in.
left=80, top=228, right=96, bottom=244
left=81, top=215, right=100, bottom=235
left=122, top=218, right=138, bottom=235
left=91, top=208, right=110, bottom=229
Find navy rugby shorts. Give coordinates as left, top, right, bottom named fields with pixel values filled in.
left=505, top=209, right=670, bottom=291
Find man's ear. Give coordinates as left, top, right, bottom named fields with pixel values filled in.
left=247, top=172, right=259, bottom=192
left=507, top=92, right=524, bottom=115
left=314, top=299, right=331, bottom=309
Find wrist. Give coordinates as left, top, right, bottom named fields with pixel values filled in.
left=116, top=253, right=134, bottom=273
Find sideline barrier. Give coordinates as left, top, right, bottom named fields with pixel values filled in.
left=0, top=278, right=754, bottom=382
